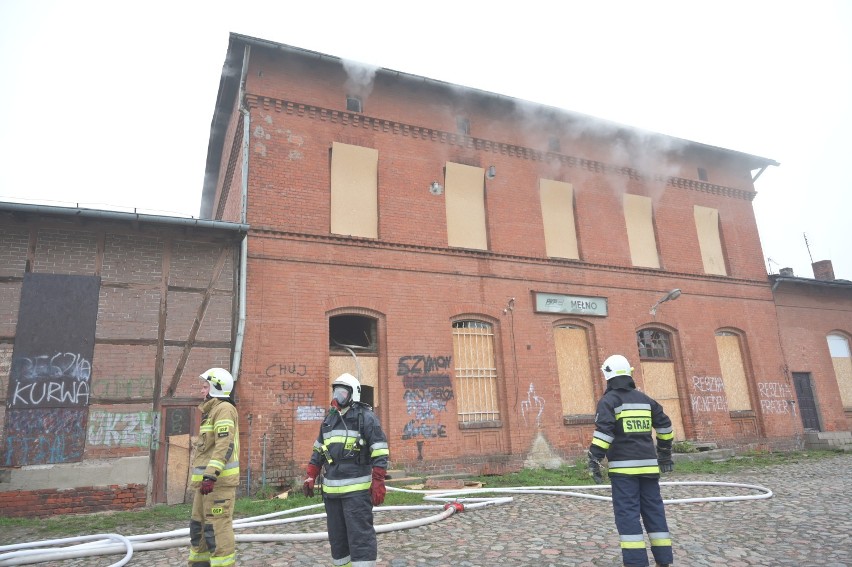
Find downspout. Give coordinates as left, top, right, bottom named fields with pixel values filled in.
left=231, top=43, right=252, bottom=495
left=231, top=44, right=251, bottom=381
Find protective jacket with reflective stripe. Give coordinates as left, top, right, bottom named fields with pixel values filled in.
left=309, top=402, right=389, bottom=498
left=588, top=375, right=673, bottom=476
left=191, top=397, right=240, bottom=487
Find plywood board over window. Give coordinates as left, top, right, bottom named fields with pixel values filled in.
left=330, top=142, right=378, bottom=238
left=828, top=334, right=852, bottom=408
left=694, top=205, right=727, bottom=275
left=445, top=162, right=487, bottom=250
left=623, top=194, right=660, bottom=268
left=554, top=326, right=594, bottom=415
left=715, top=334, right=751, bottom=411
left=540, top=180, right=579, bottom=259
left=639, top=361, right=685, bottom=441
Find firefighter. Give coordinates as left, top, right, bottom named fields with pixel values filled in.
left=189, top=368, right=240, bottom=567
left=588, top=354, right=675, bottom=567
left=302, top=373, right=390, bottom=567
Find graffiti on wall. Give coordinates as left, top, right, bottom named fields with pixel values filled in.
left=87, top=410, right=159, bottom=449
left=398, top=355, right=453, bottom=441
left=520, top=383, right=545, bottom=427
left=758, top=382, right=796, bottom=415
left=690, top=375, right=729, bottom=413
left=4, top=274, right=100, bottom=465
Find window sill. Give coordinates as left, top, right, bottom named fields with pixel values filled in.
left=459, top=420, right=502, bottom=430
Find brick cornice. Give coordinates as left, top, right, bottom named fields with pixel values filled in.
left=245, top=93, right=757, bottom=201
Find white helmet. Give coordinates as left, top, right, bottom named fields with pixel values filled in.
left=200, top=368, right=235, bottom=398
left=601, top=355, right=633, bottom=381
left=331, top=372, right=361, bottom=406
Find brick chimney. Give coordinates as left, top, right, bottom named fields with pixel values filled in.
left=779, top=267, right=795, bottom=277
left=812, top=260, right=835, bottom=281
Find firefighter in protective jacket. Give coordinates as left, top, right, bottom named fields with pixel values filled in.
left=588, top=354, right=675, bottom=567
left=189, top=368, right=240, bottom=567
left=302, top=373, right=389, bottom=567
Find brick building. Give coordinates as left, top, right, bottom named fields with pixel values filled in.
left=199, top=32, right=849, bottom=488
left=3, top=32, right=850, bottom=515
left=0, top=203, right=246, bottom=516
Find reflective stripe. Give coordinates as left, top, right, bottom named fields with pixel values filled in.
left=371, top=441, right=389, bottom=451
left=322, top=480, right=372, bottom=494
left=324, top=474, right=372, bottom=487
left=209, top=459, right=225, bottom=471
left=620, top=534, right=645, bottom=542
left=352, top=561, right=376, bottom=567
left=214, top=419, right=235, bottom=427
left=614, top=403, right=651, bottom=412
left=200, top=425, right=214, bottom=432
left=649, top=531, right=672, bottom=546
left=593, top=431, right=614, bottom=443
left=620, top=541, right=646, bottom=549
left=616, top=409, right=652, bottom=419
left=657, top=431, right=674, bottom=440
left=609, top=465, right=661, bottom=475
left=188, top=550, right=210, bottom=561
left=332, top=555, right=351, bottom=566
left=608, top=459, right=658, bottom=468
left=371, top=447, right=390, bottom=457
left=323, top=429, right=359, bottom=440
left=211, top=552, right=236, bottom=566
left=655, top=426, right=673, bottom=434
left=592, top=438, right=610, bottom=450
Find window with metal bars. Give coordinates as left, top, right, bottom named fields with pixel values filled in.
left=452, top=320, right=500, bottom=424
left=637, top=329, right=672, bottom=360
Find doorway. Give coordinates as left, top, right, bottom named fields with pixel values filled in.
left=792, top=373, right=820, bottom=431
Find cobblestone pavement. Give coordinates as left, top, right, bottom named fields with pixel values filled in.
left=3, top=453, right=850, bottom=566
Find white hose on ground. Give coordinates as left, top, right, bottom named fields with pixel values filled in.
left=0, top=481, right=772, bottom=566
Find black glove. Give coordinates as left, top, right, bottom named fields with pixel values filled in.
left=200, top=474, right=216, bottom=495
left=588, top=457, right=603, bottom=484
left=658, top=450, right=674, bottom=473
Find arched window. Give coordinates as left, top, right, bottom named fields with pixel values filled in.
left=637, top=329, right=672, bottom=360
left=452, top=320, right=500, bottom=424
left=827, top=334, right=852, bottom=409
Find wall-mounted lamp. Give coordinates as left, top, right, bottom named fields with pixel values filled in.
left=429, top=181, right=444, bottom=195
left=649, top=288, right=682, bottom=317
left=486, top=165, right=497, bottom=180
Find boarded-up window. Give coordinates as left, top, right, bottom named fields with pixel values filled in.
left=715, top=332, right=751, bottom=411
left=328, top=314, right=379, bottom=408
left=640, top=361, right=685, bottom=441
left=330, top=142, right=378, bottom=238
left=624, top=194, right=660, bottom=268
left=329, top=356, right=379, bottom=409
left=445, top=162, right=487, bottom=250
left=554, top=326, right=594, bottom=415
left=694, top=206, right=727, bottom=275
left=452, top=320, right=499, bottom=423
left=828, top=334, right=852, bottom=408
left=540, top=179, right=579, bottom=259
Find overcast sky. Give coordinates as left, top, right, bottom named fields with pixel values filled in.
left=1, top=1, right=850, bottom=280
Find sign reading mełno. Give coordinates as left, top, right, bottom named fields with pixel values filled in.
left=534, top=292, right=608, bottom=317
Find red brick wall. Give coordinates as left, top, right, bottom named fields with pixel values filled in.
left=218, top=42, right=811, bottom=480
left=0, top=484, right=146, bottom=518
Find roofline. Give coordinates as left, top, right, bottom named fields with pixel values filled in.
left=201, top=32, right=780, bottom=217
left=0, top=201, right=249, bottom=234
left=769, top=274, right=852, bottom=292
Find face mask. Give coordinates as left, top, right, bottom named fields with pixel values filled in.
left=332, top=386, right=351, bottom=408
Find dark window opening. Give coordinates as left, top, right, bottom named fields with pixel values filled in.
left=637, top=329, right=672, bottom=359
left=330, top=315, right=376, bottom=353
left=698, top=167, right=708, bottom=181
left=548, top=137, right=561, bottom=152
left=346, top=96, right=362, bottom=113
left=456, top=117, right=470, bottom=135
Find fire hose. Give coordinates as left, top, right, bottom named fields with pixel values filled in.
left=0, top=480, right=772, bottom=566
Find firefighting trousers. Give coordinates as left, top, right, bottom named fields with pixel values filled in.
left=610, top=475, right=673, bottom=567
left=324, top=490, right=377, bottom=566
left=188, top=484, right=236, bottom=567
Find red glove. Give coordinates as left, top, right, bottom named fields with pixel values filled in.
left=370, top=467, right=386, bottom=506
left=303, top=464, right=320, bottom=497
left=200, top=475, right=216, bottom=495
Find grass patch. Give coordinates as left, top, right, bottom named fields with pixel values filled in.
left=0, top=450, right=843, bottom=540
